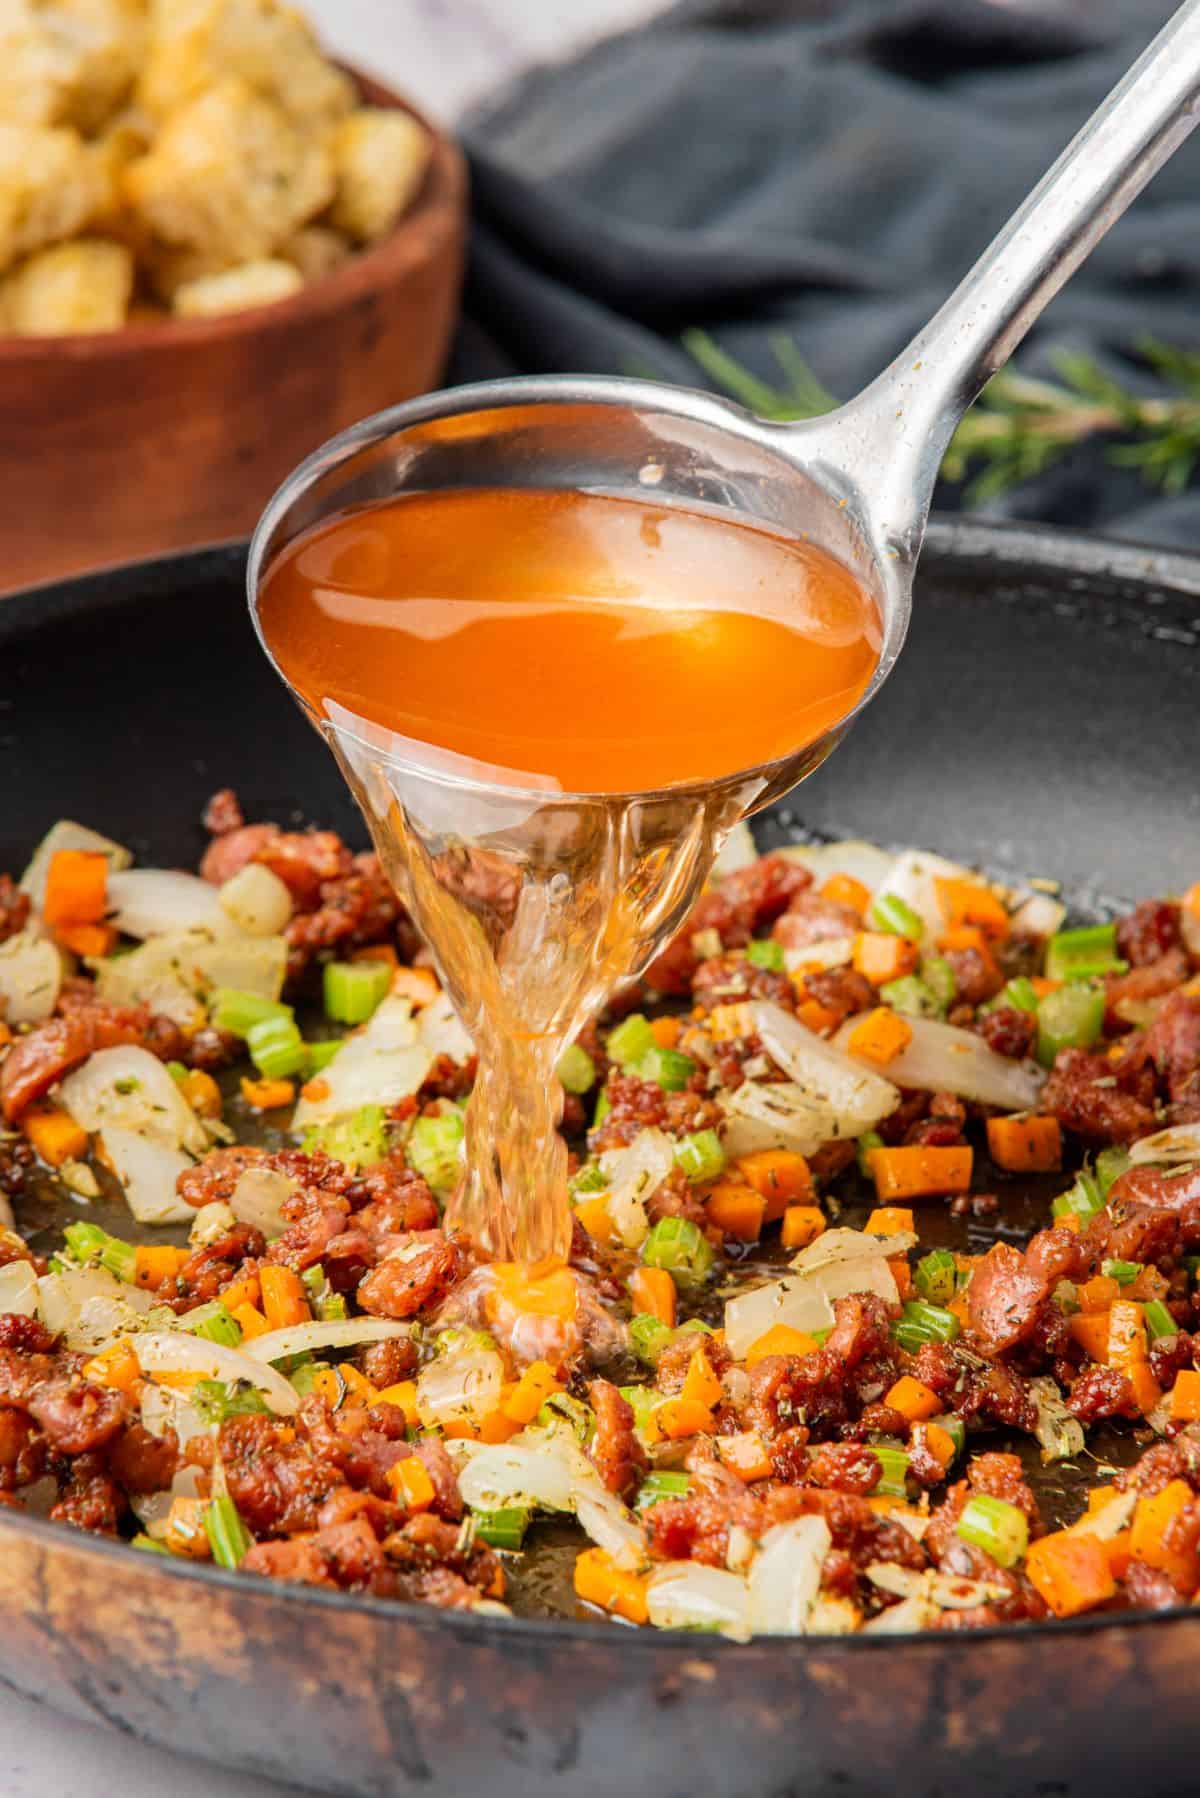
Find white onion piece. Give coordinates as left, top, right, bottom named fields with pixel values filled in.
left=189, top=1200, right=236, bottom=1247
left=750, top=1001, right=899, bottom=1134
left=835, top=1013, right=1044, bottom=1111
left=244, top=1317, right=413, bottom=1365
left=1072, top=1489, right=1137, bottom=1540
left=416, top=1348, right=504, bottom=1430
left=1010, top=892, right=1067, bottom=940
left=864, top=1593, right=938, bottom=1634
left=60, top=1045, right=207, bottom=1155
left=218, top=862, right=293, bottom=936
left=293, top=995, right=432, bottom=1129
left=416, top=989, right=473, bottom=1062
left=720, top=1080, right=839, bottom=1159
left=781, top=935, right=856, bottom=976
left=20, top=819, right=131, bottom=904
left=711, top=821, right=758, bottom=878
left=747, top=1515, right=830, bottom=1635
left=140, top=1382, right=206, bottom=1447
left=106, top=869, right=233, bottom=940
left=647, top=1562, right=750, bottom=1636
left=0, top=1261, right=38, bottom=1316
left=595, top=1128, right=676, bottom=1250
left=134, top=1465, right=202, bottom=1538
left=725, top=1229, right=899, bottom=1361
left=458, top=1443, right=575, bottom=1514
left=872, top=848, right=987, bottom=942
left=98, top=1128, right=194, bottom=1225
left=230, top=1167, right=296, bottom=1236
left=94, top=929, right=287, bottom=1016
left=0, top=927, right=62, bottom=1024
left=1129, top=1124, right=1200, bottom=1167
left=807, top=1594, right=862, bottom=1636
left=790, top=1223, right=917, bottom=1275
left=776, top=840, right=894, bottom=896
left=132, top=1332, right=299, bottom=1413
left=37, top=1264, right=156, bottom=1349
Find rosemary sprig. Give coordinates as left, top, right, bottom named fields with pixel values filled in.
left=681, top=329, right=1200, bottom=502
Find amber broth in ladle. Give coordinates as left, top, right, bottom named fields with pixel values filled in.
left=258, top=486, right=880, bottom=1272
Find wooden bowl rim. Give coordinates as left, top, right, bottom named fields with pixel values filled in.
left=0, top=74, right=467, bottom=362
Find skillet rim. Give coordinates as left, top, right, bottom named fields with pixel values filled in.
left=3, top=512, right=1200, bottom=1655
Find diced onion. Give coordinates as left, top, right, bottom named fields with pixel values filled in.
left=230, top=1167, right=296, bottom=1237
left=133, top=1465, right=202, bottom=1538
left=37, top=1264, right=157, bottom=1349
left=595, top=1129, right=676, bottom=1250
left=781, top=935, right=856, bottom=976
left=711, top=821, right=758, bottom=878
left=99, top=1127, right=195, bottom=1225
left=1010, top=891, right=1067, bottom=940
left=106, top=869, right=233, bottom=940
left=790, top=1223, right=917, bottom=1274
left=243, top=1317, right=413, bottom=1365
left=94, top=930, right=287, bottom=1020
left=864, top=1594, right=938, bottom=1634
left=1072, top=1489, right=1137, bottom=1540
left=775, top=840, right=894, bottom=896
left=1129, top=1125, right=1200, bottom=1167
left=646, top=1562, right=750, bottom=1635
left=0, top=927, right=63, bottom=1025
left=872, top=848, right=985, bottom=942
left=0, top=1261, right=38, bottom=1317
left=416, top=1348, right=504, bottom=1429
left=60, top=1045, right=208, bottom=1155
left=720, top=1080, right=841, bottom=1159
left=724, top=1227, right=899, bottom=1361
left=132, top=1332, right=299, bottom=1413
left=417, top=990, right=473, bottom=1063
left=1029, top=1376, right=1085, bottom=1463
left=835, top=1013, right=1044, bottom=1111
left=292, top=995, right=432, bottom=1129
left=750, top=1000, right=899, bottom=1134
left=20, top=819, right=131, bottom=904
left=218, top=863, right=293, bottom=937
left=189, top=1200, right=236, bottom=1247
left=747, top=1515, right=831, bottom=1635
left=457, top=1443, right=575, bottom=1514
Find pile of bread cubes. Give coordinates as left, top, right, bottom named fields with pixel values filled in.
left=0, top=0, right=432, bottom=334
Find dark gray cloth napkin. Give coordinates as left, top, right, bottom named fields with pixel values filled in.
left=452, top=0, right=1200, bottom=545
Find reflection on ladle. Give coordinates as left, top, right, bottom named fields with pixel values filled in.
left=251, top=0, right=1200, bottom=1265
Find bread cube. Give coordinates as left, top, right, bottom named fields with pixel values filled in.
left=138, top=0, right=353, bottom=129
left=329, top=108, right=430, bottom=244
left=0, top=122, right=105, bottom=274
left=123, top=76, right=333, bottom=262
left=0, top=0, right=145, bottom=133
left=1, top=237, right=133, bottom=334
left=279, top=224, right=350, bottom=283
left=171, top=255, right=300, bottom=318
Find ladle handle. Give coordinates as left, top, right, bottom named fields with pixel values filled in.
left=832, top=0, right=1200, bottom=557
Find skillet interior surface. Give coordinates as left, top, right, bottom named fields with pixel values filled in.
left=1, top=520, right=1200, bottom=1798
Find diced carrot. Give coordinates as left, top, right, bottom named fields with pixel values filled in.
left=852, top=932, right=919, bottom=985
left=846, top=1007, right=914, bottom=1066
left=1170, top=1368, right=1200, bottom=1422
left=919, top=1421, right=957, bottom=1470
left=985, top=1115, right=1062, bottom=1173
left=56, top=921, right=117, bottom=958
left=1030, top=976, right=1061, bottom=998
left=1068, top=1310, right=1111, bottom=1362
left=353, top=943, right=398, bottom=967
left=889, top=1256, right=914, bottom=1301
left=0, top=1022, right=10, bottom=1048
left=476, top=1408, right=522, bottom=1444
left=1128, top=1265, right=1170, bottom=1303
left=1130, top=1479, right=1195, bottom=1589
left=574, top=1194, right=614, bottom=1243
left=1057, top=1211, right=1082, bottom=1233
left=1085, top=1485, right=1121, bottom=1516
left=706, top=1180, right=766, bottom=1241
left=82, top=1338, right=141, bottom=1397
left=309, top=1367, right=344, bottom=1407
left=259, top=1265, right=310, bottom=1331
left=629, top=1267, right=676, bottom=1329
left=391, top=965, right=440, bottom=1008
left=650, top=1015, right=682, bottom=1050
left=717, top=1430, right=774, bottom=1482
left=573, top=1547, right=649, bottom=1624
left=22, top=1105, right=88, bottom=1168
left=240, top=1076, right=295, bottom=1110
left=178, top=1068, right=222, bottom=1118
left=300, top=1077, right=331, bottom=1103
left=488, top=1262, right=577, bottom=1322
left=133, top=1245, right=189, bottom=1290
left=871, top=1145, right=973, bottom=1201
left=796, top=998, right=839, bottom=1034
left=336, top=1362, right=378, bottom=1405
left=1126, top=1361, right=1162, bottom=1417
left=389, top=1457, right=436, bottom=1512
left=708, top=1001, right=756, bottom=1043
left=1107, top=1299, right=1148, bottom=1371
left=1025, top=1530, right=1116, bottom=1618
left=680, top=1345, right=723, bottom=1410
left=780, top=1206, right=826, bottom=1251
left=232, top=1302, right=271, bottom=1341
left=745, top=1323, right=819, bottom=1368
left=221, top=1271, right=260, bottom=1312
left=1183, top=882, right=1200, bottom=921
left=1104, top=1529, right=1133, bottom=1582
left=502, top=1361, right=562, bottom=1425
left=819, top=872, right=871, bottom=915
left=375, top=1381, right=420, bottom=1427
left=948, top=1296, right=970, bottom=1329
left=165, top=1495, right=212, bottom=1560
left=736, top=1149, right=813, bottom=1217
left=1078, top=1275, right=1121, bottom=1314
left=656, top=1397, right=716, bottom=1439
left=934, top=877, right=1011, bottom=942
left=936, top=923, right=988, bottom=955
left=42, top=849, right=108, bottom=927
left=864, top=1206, right=914, bottom=1237
left=884, top=1375, right=941, bottom=1423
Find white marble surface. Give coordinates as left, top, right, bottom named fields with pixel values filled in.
left=3, top=1, right=663, bottom=1793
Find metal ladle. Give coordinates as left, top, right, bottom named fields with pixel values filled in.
left=250, top=1, right=1200, bottom=1264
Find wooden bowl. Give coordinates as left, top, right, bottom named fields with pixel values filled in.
left=0, top=73, right=467, bottom=595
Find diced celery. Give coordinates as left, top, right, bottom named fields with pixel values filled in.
left=323, top=958, right=391, bottom=1026
left=407, top=1108, right=465, bottom=1194
left=606, top=1014, right=656, bottom=1067
left=302, top=1103, right=389, bottom=1172
left=556, top=1043, right=596, bottom=1095
left=674, top=1128, right=726, bottom=1184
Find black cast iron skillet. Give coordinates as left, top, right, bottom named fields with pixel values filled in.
left=2, top=521, right=1200, bottom=1798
